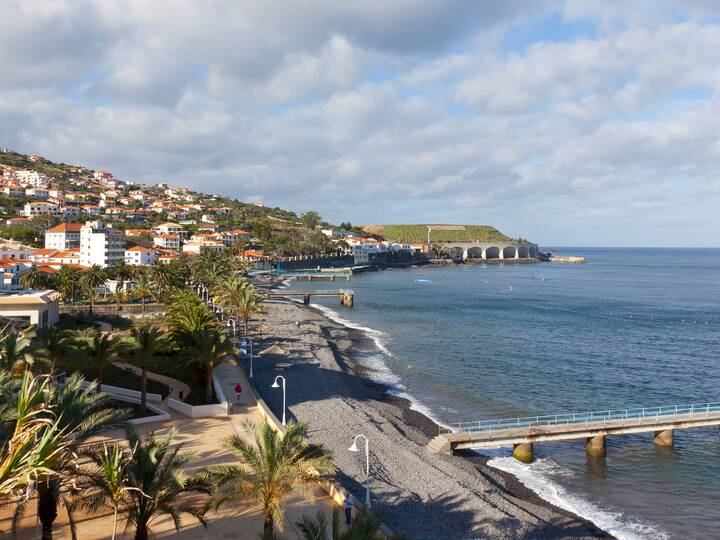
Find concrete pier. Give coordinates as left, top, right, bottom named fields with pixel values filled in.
left=654, top=429, right=674, bottom=447
left=586, top=435, right=606, bottom=457
left=513, top=443, right=533, bottom=463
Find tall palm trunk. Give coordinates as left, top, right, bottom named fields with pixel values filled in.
left=206, top=368, right=213, bottom=404
left=135, top=523, right=149, bottom=540
left=37, top=480, right=58, bottom=540
left=89, top=295, right=94, bottom=316
left=140, top=357, right=148, bottom=413
left=141, top=296, right=146, bottom=315
left=263, top=514, right=273, bottom=536
left=111, top=506, right=119, bottom=540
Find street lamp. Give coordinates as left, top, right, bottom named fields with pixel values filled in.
left=249, top=338, right=254, bottom=378
left=271, top=375, right=286, bottom=426
left=215, top=306, right=224, bottom=321
left=226, top=318, right=236, bottom=338
left=349, top=434, right=371, bottom=507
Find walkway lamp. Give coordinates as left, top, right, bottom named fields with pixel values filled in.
left=271, top=375, right=286, bottom=426
left=215, top=306, right=224, bottom=321
left=249, top=338, right=254, bottom=378
left=226, top=318, right=236, bottom=338
left=349, top=434, right=371, bottom=507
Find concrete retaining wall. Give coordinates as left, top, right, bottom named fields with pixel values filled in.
left=166, top=371, right=230, bottom=418
left=80, top=381, right=162, bottom=403
left=111, top=395, right=171, bottom=425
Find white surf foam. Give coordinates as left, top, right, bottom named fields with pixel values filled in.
left=485, top=453, right=668, bottom=540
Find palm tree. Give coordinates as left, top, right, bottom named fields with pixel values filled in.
left=133, top=270, right=153, bottom=315
left=28, top=374, right=128, bottom=540
left=187, top=329, right=236, bottom=404
left=112, top=259, right=134, bottom=294
left=211, top=274, right=250, bottom=319
left=150, top=261, right=175, bottom=298
left=166, top=292, right=219, bottom=345
left=0, top=328, right=36, bottom=375
left=37, top=328, right=74, bottom=373
left=56, top=265, right=81, bottom=304
left=85, top=331, right=116, bottom=392
left=81, top=265, right=107, bottom=315
left=104, top=426, right=209, bottom=540
left=295, top=508, right=402, bottom=540
left=19, top=266, right=48, bottom=290
left=80, top=443, right=143, bottom=540
left=112, top=289, right=126, bottom=316
left=236, top=285, right=264, bottom=337
left=0, top=372, right=70, bottom=502
left=131, top=321, right=165, bottom=413
left=204, top=420, right=335, bottom=536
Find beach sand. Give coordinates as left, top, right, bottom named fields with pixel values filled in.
left=243, top=281, right=612, bottom=539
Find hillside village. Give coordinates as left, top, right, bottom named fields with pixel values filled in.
left=0, top=149, right=436, bottom=294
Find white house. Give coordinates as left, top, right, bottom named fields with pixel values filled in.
left=153, top=234, right=180, bottom=249
left=80, top=221, right=125, bottom=268
left=182, top=240, right=225, bottom=255
left=23, top=202, right=62, bottom=217
left=44, top=223, right=83, bottom=250
left=15, top=170, right=48, bottom=186
left=124, top=246, right=156, bottom=266
left=25, top=187, right=49, bottom=199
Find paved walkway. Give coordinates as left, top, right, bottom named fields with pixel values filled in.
left=113, top=360, right=191, bottom=401
left=1, top=357, right=342, bottom=539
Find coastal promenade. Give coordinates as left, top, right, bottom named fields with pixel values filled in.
left=429, top=403, right=720, bottom=462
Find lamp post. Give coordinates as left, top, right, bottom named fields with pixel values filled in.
left=349, top=434, right=371, bottom=507
left=227, top=318, right=236, bottom=338
left=249, top=338, right=254, bottom=378
left=271, top=375, right=286, bottom=426
left=216, top=306, right=224, bottom=321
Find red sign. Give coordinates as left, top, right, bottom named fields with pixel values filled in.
left=234, top=383, right=242, bottom=394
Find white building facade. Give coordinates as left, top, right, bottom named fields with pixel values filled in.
left=44, top=223, right=82, bottom=250
left=80, top=221, right=125, bottom=267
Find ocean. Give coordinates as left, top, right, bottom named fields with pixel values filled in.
left=284, top=248, right=720, bottom=540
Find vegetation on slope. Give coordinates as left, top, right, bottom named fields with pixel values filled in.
left=367, top=224, right=513, bottom=243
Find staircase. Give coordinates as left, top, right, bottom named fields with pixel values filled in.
left=426, top=434, right=452, bottom=454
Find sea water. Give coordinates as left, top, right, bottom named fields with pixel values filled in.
left=285, top=248, right=720, bottom=539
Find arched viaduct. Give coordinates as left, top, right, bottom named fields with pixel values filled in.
left=443, top=242, right=539, bottom=261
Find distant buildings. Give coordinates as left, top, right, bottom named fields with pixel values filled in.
left=15, top=170, right=48, bottom=186
left=125, top=246, right=156, bottom=266
left=79, top=221, right=125, bottom=267
left=23, top=202, right=62, bottom=217
left=153, top=234, right=180, bottom=250
left=44, top=223, right=83, bottom=250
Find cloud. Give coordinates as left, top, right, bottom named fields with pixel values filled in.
left=0, top=1, right=719, bottom=245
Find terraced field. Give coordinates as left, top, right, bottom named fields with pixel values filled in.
left=363, top=224, right=512, bottom=243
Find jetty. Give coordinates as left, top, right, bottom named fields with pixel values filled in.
left=428, top=402, right=720, bottom=462
left=279, top=269, right=353, bottom=281
left=268, top=289, right=354, bottom=308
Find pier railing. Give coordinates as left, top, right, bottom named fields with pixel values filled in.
left=450, top=402, right=720, bottom=435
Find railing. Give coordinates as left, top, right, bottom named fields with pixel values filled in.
left=450, top=402, right=720, bottom=435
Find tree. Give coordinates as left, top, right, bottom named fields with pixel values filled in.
left=204, top=420, right=335, bottom=536
left=80, top=443, right=142, bottom=540
left=80, top=265, right=107, bottom=316
left=301, top=211, right=322, bottom=230
left=85, top=331, right=116, bottom=392
left=166, top=292, right=220, bottom=345
left=0, top=328, right=36, bottom=375
left=97, top=426, right=209, bottom=540
left=112, top=290, right=126, bottom=317
left=19, top=266, right=49, bottom=290
left=132, top=270, right=153, bottom=315
left=38, top=328, right=74, bottom=372
left=111, top=260, right=134, bottom=293
left=236, top=285, right=264, bottom=337
left=187, top=329, right=236, bottom=404
left=56, top=265, right=81, bottom=304
left=130, top=321, right=165, bottom=413
left=295, top=508, right=401, bottom=540
left=150, top=261, right=175, bottom=298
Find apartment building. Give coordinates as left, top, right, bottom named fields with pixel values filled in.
left=79, top=221, right=125, bottom=267
left=124, top=246, right=156, bottom=266
left=44, top=223, right=83, bottom=250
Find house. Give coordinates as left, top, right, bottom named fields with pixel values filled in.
left=29, top=249, right=59, bottom=263
left=44, top=223, right=83, bottom=250
left=25, top=187, right=49, bottom=199
left=6, top=217, right=32, bottom=226
left=0, top=290, right=60, bottom=328
left=153, top=234, right=180, bottom=250
left=321, top=228, right=350, bottom=239
left=23, top=202, right=62, bottom=217
left=1, top=186, right=24, bottom=197
left=124, top=246, right=156, bottom=266
left=153, top=222, right=187, bottom=237
left=182, top=240, right=225, bottom=255
left=80, top=221, right=125, bottom=268
left=15, top=170, right=48, bottom=186
left=48, top=249, right=81, bottom=265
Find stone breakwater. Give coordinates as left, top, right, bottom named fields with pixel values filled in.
left=244, top=279, right=611, bottom=539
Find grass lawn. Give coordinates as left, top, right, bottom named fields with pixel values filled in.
left=57, top=357, right=170, bottom=398
left=145, top=353, right=217, bottom=406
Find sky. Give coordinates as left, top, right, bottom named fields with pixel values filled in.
left=1, top=1, right=719, bottom=246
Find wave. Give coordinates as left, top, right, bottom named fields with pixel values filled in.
left=287, top=289, right=662, bottom=539
left=484, top=454, right=667, bottom=540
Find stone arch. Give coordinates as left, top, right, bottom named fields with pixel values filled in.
left=485, top=246, right=500, bottom=259
left=449, top=246, right=464, bottom=259
left=465, top=246, right=483, bottom=259
left=517, top=245, right=530, bottom=258
left=501, top=246, right=516, bottom=259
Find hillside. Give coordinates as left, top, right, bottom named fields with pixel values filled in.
left=363, top=224, right=514, bottom=244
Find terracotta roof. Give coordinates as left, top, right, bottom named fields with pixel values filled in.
left=47, top=223, right=83, bottom=233
left=126, top=246, right=154, bottom=252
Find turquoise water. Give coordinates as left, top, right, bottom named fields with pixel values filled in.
left=286, top=248, right=720, bottom=539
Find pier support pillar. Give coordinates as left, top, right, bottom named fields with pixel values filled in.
left=340, top=293, right=354, bottom=308
left=303, top=295, right=310, bottom=305
left=654, top=429, right=674, bottom=447
left=586, top=435, right=606, bottom=457
left=513, top=443, right=533, bottom=463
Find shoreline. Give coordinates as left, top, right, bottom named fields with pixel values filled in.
left=247, top=275, right=612, bottom=539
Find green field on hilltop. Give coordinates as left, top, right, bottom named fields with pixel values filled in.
left=365, top=224, right=513, bottom=243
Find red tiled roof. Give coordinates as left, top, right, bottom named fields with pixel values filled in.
left=47, top=223, right=83, bottom=233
